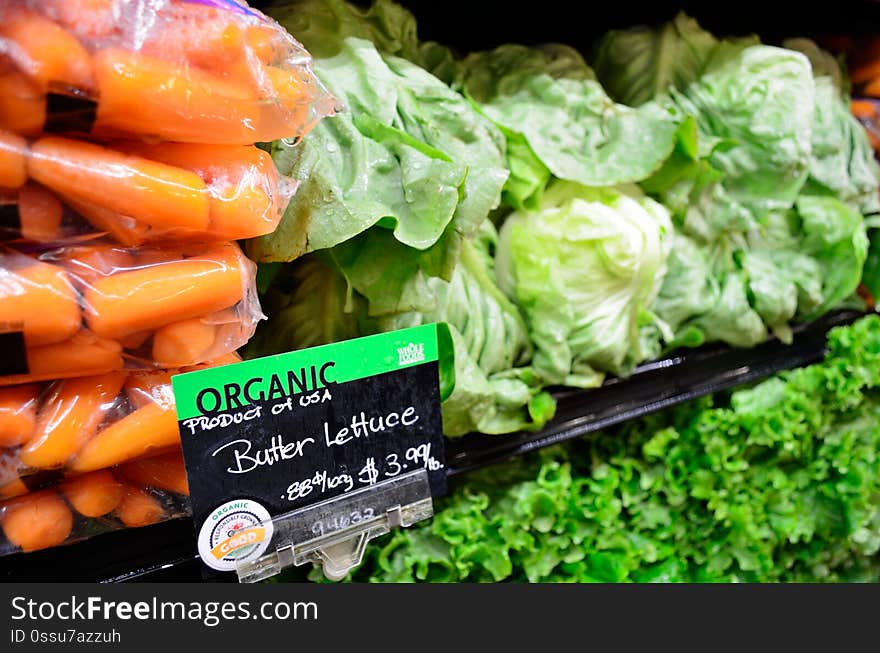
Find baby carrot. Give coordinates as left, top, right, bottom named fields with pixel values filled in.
left=0, top=477, right=29, bottom=500
left=83, top=243, right=246, bottom=339
left=0, top=254, right=81, bottom=346
left=853, top=59, right=880, bottom=86
left=19, top=372, right=126, bottom=470
left=123, top=371, right=173, bottom=409
left=55, top=244, right=137, bottom=287
left=0, top=71, right=45, bottom=136
left=1, top=490, right=73, bottom=552
left=114, top=486, right=165, bottom=528
left=28, top=136, right=211, bottom=232
left=0, top=7, right=94, bottom=92
left=117, top=452, right=189, bottom=496
left=851, top=99, right=877, bottom=119
left=16, top=184, right=63, bottom=242
left=11, top=331, right=124, bottom=384
left=70, top=401, right=179, bottom=473
left=118, top=331, right=151, bottom=351
left=0, top=130, right=27, bottom=189
left=863, top=77, right=880, bottom=98
left=0, top=384, right=40, bottom=447
left=112, top=141, right=281, bottom=240
left=61, top=470, right=124, bottom=517
left=152, top=318, right=217, bottom=367
left=61, top=196, right=148, bottom=247
left=92, top=49, right=260, bottom=145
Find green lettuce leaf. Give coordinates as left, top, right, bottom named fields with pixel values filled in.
left=592, top=12, right=719, bottom=107
left=368, top=227, right=554, bottom=435
left=495, top=181, right=673, bottom=386
left=654, top=195, right=868, bottom=349
left=786, top=40, right=880, bottom=215
left=456, top=44, right=680, bottom=208
left=269, top=0, right=457, bottom=79
left=247, top=30, right=507, bottom=264
left=245, top=256, right=362, bottom=357
left=668, top=44, right=815, bottom=218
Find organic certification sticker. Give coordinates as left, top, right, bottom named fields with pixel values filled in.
left=197, top=499, right=274, bottom=572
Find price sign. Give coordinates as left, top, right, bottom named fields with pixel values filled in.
left=171, top=324, right=446, bottom=575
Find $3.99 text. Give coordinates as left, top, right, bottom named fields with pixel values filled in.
left=285, top=443, right=443, bottom=503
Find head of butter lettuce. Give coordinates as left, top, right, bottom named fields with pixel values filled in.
left=495, top=181, right=673, bottom=388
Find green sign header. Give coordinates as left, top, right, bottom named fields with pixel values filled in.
left=171, top=324, right=440, bottom=421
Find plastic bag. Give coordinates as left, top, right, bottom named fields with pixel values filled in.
left=0, top=451, right=190, bottom=555
left=0, top=0, right=337, bottom=144
left=0, top=357, right=236, bottom=489
left=0, top=132, right=295, bottom=244
left=0, top=242, right=260, bottom=384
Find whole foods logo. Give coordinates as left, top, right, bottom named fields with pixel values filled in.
left=197, top=499, right=274, bottom=572
left=397, top=342, right=425, bottom=366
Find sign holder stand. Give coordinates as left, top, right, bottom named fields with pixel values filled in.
left=236, top=469, right=434, bottom=582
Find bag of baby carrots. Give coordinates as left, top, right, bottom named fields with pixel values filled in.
left=0, top=0, right=337, bottom=145
left=0, top=450, right=191, bottom=554
left=0, top=242, right=261, bottom=384
left=0, top=131, right=295, bottom=244
left=0, top=357, right=237, bottom=494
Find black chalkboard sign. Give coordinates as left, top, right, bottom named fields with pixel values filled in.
left=172, top=324, right=446, bottom=574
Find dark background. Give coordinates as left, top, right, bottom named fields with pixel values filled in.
left=254, top=0, right=880, bottom=53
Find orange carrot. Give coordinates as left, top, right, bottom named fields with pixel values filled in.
left=16, top=184, right=63, bottom=242
left=0, top=7, right=94, bottom=92
left=0, top=130, right=27, bottom=189
left=864, top=77, right=880, bottom=98
left=0, top=384, right=40, bottom=447
left=178, top=351, right=243, bottom=374
left=111, top=141, right=282, bottom=240
left=7, top=331, right=124, bottom=385
left=117, top=452, right=189, bottom=496
left=56, top=244, right=137, bottom=287
left=203, top=352, right=242, bottom=367
left=1, top=490, right=73, bottom=552
left=70, top=401, right=180, bottom=473
left=152, top=318, right=217, bottom=367
left=123, top=371, right=173, bottom=409
left=28, top=136, right=211, bottom=231
left=118, top=331, right=151, bottom=351
left=92, top=49, right=260, bottom=145
left=0, top=477, right=29, bottom=500
left=0, top=71, right=45, bottom=136
left=83, top=243, right=246, bottom=339
left=20, top=372, right=126, bottom=470
left=852, top=99, right=877, bottom=119
left=61, top=470, right=124, bottom=517
left=853, top=59, right=880, bottom=86
left=260, top=64, right=314, bottom=136
left=114, top=486, right=165, bottom=528
left=0, top=253, right=81, bottom=346
left=61, top=196, right=148, bottom=247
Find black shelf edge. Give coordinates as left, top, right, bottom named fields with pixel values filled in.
left=0, top=310, right=863, bottom=582
left=444, top=309, right=864, bottom=477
